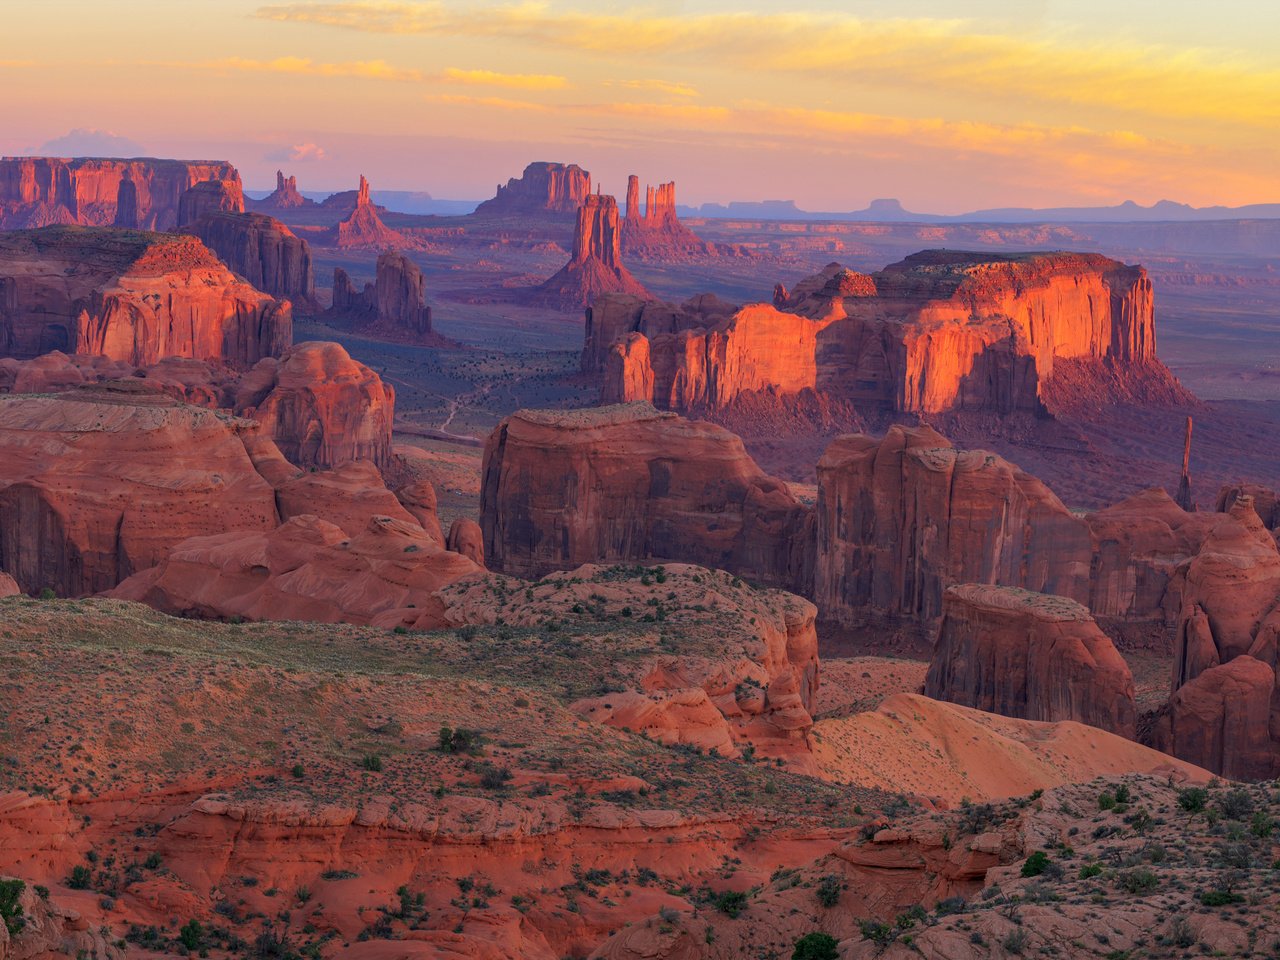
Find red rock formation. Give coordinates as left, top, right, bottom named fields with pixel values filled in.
left=620, top=175, right=714, bottom=260
left=327, top=176, right=409, bottom=250
left=1217, top=482, right=1280, bottom=530
left=480, top=403, right=813, bottom=588
left=0, top=157, right=241, bottom=230
left=0, top=571, right=18, bottom=596
left=111, top=513, right=481, bottom=629
left=0, top=387, right=279, bottom=596
left=592, top=250, right=1187, bottom=417
left=179, top=211, right=315, bottom=309
left=249, top=170, right=314, bottom=210
left=527, top=194, right=651, bottom=309
left=328, top=253, right=434, bottom=340
left=1158, top=656, right=1276, bottom=781
left=235, top=341, right=394, bottom=470
left=1086, top=488, right=1217, bottom=627
left=474, top=161, right=591, bottom=217
left=814, top=425, right=1091, bottom=628
left=175, top=178, right=245, bottom=226
left=395, top=480, right=444, bottom=543
left=581, top=291, right=738, bottom=374
left=0, top=227, right=290, bottom=367
left=445, top=517, right=485, bottom=567
left=276, top=460, right=420, bottom=537
left=924, top=584, right=1136, bottom=737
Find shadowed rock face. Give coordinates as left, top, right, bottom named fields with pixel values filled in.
left=0, top=157, right=241, bottom=230
left=175, top=178, right=245, bottom=225
left=593, top=250, right=1185, bottom=417
left=479, top=402, right=813, bottom=588
left=620, top=175, right=713, bottom=260
left=924, top=584, right=1137, bottom=737
left=527, top=194, right=651, bottom=309
left=0, top=388, right=280, bottom=597
left=474, top=161, right=591, bottom=217
left=814, top=425, right=1091, bottom=628
left=330, top=252, right=432, bottom=338
left=0, top=227, right=290, bottom=366
left=179, top=210, right=316, bottom=309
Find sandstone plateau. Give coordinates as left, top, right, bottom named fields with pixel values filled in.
left=479, top=403, right=812, bottom=587
left=923, top=584, right=1136, bottom=737
left=0, top=227, right=290, bottom=366
left=592, top=251, right=1190, bottom=418
left=474, top=161, right=592, bottom=217
left=0, top=157, right=241, bottom=230
left=527, top=194, right=651, bottom=309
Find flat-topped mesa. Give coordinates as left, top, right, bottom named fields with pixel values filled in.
left=592, top=249, right=1186, bottom=417
left=526, top=194, right=651, bottom=309
left=474, top=161, right=591, bottom=217
left=0, top=226, right=291, bottom=367
left=620, top=175, right=713, bottom=260
left=814, top=424, right=1092, bottom=629
left=0, top=157, right=241, bottom=230
left=176, top=177, right=315, bottom=308
left=326, top=175, right=409, bottom=250
left=924, top=584, right=1137, bottom=738
left=328, top=251, right=433, bottom=339
left=0, top=389, right=280, bottom=597
left=249, top=169, right=314, bottom=211
left=479, top=402, right=814, bottom=589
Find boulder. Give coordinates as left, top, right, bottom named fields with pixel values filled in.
left=445, top=518, right=484, bottom=567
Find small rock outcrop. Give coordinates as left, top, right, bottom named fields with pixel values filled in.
left=250, top=170, right=314, bottom=210
left=0, top=157, right=241, bottom=230
left=924, top=584, right=1137, bottom=737
left=479, top=403, right=812, bottom=587
left=0, top=227, right=290, bottom=367
left=814, top=425, right=1091, bottom=629
left=446, top=517, right=484, bottom=567
left=474, top=161, right=591, bottom=217
left=621, top=175, right=713, bottom=260
left=235, top=341, right=395, bottom=470
left=527, top=194, right=651, bottom=309
left=329, top=252, right=433, bottom=339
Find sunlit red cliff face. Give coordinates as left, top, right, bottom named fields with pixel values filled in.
left=589, top=251, right=1185, bottom=418
left=527, top=192, right=651, bottom=308
left=0, top=227, right=290, bottom=366
left=0, top=157, right=241, bottom=231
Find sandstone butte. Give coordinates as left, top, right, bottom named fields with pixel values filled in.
left=526, top=193, right=652, bottom=309
left=0, top=341, right=394, bottom=473
left=0, top=156, right=241, bottom=231
left=479, top=402, right=812, bottom=587
left=588, top=250, right=1191, bottom=417
left=620, top=174, right=715, bottom=261
left=1151, top=495, right=1280, bottom=779
left=176, top=179, right=316, bottom=310
left=473, top=160, right=592, bottom=217
left=0, top=226, right=291, bottom=367
left=325, top=175, right=411, bottom=250
left=331, top=252, right=437, bottom=341
left=248, top=169, right=316, bottom=210
left=923, top=584, right=1137, bottom=738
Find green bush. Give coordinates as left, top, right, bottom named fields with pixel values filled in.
left=1115, top=868, right=1158, bottom=894
left=713, top=890, right=748, bottom=918
left=1177, top=787, right=1208, bottom=814
left=1021, top=851, right=1049, bottom=877
left=179, top=919, right=204, bottom=951
left=68, top=865, right=92, bottom=890
left=360, top=755, right=383, bottom=772
left=859, top=919, right=895, bottom=945
left=0, top=879, right=25, bottom=937
left=792, top=932, right=838, bottom=960
left=815, top=874, right=841, bottom=908
left=1199, top=888, right=1244, bottom=906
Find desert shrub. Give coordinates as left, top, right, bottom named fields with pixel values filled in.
left=1021, top=851, right=1049, bottom=877
left=858, top=920, right=895, bottom=946
left=0, top=879, right=25, bottom=937
left=1003, top=928, right=1029, bottom=955
left=1199, top=888, right=1243, bottom=906
left=68, top=865, right=92, bottom=890
left=713, top=890, right=748, bottom=918
left=1219, top=788, right=1254, bottom=820
left=360, top=755, right=382, bottom=772
left=792, top=932, right=838, bottom=960
left=179, top=919, right=204, bottom=951
left=815, top=874, right=841, bottom=908
left=478, top=764, right=513, bottom=790
left=1178, top=787, right=1208, bottom=814
left=1115, top=868, right=1158, bottom=894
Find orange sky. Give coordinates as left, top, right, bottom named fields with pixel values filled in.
left=3, top=1, right=1278, bottom=211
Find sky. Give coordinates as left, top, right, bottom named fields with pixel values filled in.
left=2, top=0, right=1278, bottom=212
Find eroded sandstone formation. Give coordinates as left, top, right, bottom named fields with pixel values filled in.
left=179, top=210, right=316, bottom=309
left=527, top=194, right=650, bottom=309
left=474, top=161, right=591, bottom=217
left=175, top=178, right=245, bottom=226
left=329, top=252, right=432, bottom=338
left=924, top=584, right=1136, bottom=737
left=326, top=175, right=408, bottom=249
left=0, top=387, right=279, bottom=596
left=0, top=157, right=240, bottom=230
left=0, top=227, right=290, bottom=366
left=249, top=170, right=314, bottom=210
left=814, top=425, right=1091, bottom=627
left=592, top=250, right=1188, bottom=417
left=620, top=175, right=713, bottom=260
left=581, top=291, right=739, bottom=374
left=235, top=341, right=394, bottom=470
left=479, top=403, right=812, bottom=587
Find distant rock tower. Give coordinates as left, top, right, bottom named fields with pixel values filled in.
left=620, top=174, right=712, bottom=260
left=1176, top=415, right=1195, bottom=511
left=527, top=193, right=651, bottom=309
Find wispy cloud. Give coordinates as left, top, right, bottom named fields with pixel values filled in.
left=604, top=78, right=699, bottom=98
left=254, top=3, right=1280, bottom=127
left=266, top=141, right=328, bottom=162
left=426, top=93, right=552, bottom=112
left=182, top=55, right=425, bottom=81
left=439, top=67, right=567, bottom=90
